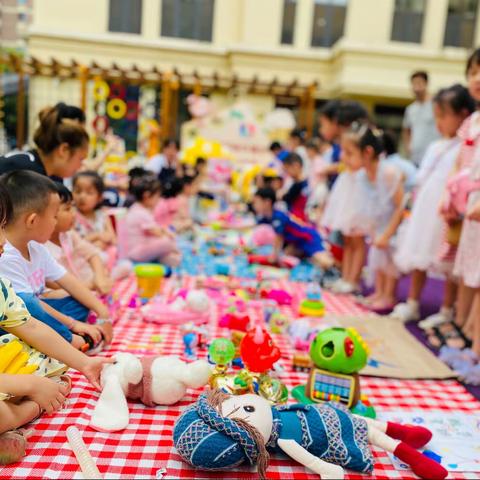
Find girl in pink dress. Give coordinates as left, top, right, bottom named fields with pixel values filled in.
left=431, top=50, right=480, bottom=381
left=125, top=176, right=181, bottom=267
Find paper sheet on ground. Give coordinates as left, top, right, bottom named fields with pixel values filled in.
left=325, top=314, right=456, bottom=379
left=379, top=411, right=480, bottom=472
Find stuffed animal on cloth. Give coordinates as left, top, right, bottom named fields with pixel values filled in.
left=91, top=353, right=211, bottom=432
left=173, top=390, right=448, bottom=480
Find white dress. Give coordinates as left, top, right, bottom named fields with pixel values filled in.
left=359, top=162, right=403, bottom=280
left=321, top=170, right=369, bottom=236
left=394, top=137, right=461, bottom=273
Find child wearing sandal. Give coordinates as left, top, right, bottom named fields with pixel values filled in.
left=392, top=84, right=475, bottom=326
left=0, top=171, right=113, bottom=350
left=0, top=184, right=112, bottom=465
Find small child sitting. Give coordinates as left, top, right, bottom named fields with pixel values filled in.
left=125, top=175, right=181, bottom=266
left=0, top=171, right=113, bottom=350
left=46, top=184, right=113, bottom=295
left=72, top=171, right=116, bottom=253
left=252, top=187, right=333, bottom=270
left=0, top=182, right=112, bottom=463
left=282, top=153, right=310, bottom=222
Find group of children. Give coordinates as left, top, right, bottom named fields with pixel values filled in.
left=1, top=46, right=480, bottom=464
left=251, top=49, right=480, bottom=375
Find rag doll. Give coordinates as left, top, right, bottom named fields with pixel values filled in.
left=91, top=353, right=211, bottom=432
left=173, top=390, right=447, bottom=480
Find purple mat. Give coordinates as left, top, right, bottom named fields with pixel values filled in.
left=395, top=275, right=480, bottom=400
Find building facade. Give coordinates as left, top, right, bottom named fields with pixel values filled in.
left=26, top=0, right=480, bottom=136
left=0, top=0, right=33, bottom=50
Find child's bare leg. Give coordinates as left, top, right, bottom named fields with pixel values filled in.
left=463, top=289, right=480, bottom=339
left=365, top=271, right=383, bottom=303
left=383, top=274, right=398, bottom=305
left=349, top=236, right=366, bottom=285
left=341, top=236, right=353, bottom=281
left=0, top=400, right=40, bottom=434
left=456, top=280, right=475, bottom=328
left=471, top=291, right=480, bottom=356
left=409, top=269, right=427, bottom=302
left=443, top=277, right=458, bottom=310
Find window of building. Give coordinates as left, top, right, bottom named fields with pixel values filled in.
left=311, top=0, right=348, bottom=48
left=444, top=0, right=478, bottom=48
left=391, top=0, right=425, bottom=43
left=161, top=0, right=215, bottom=42
left=108, top=0, right=142, bottom=34
left=281, top=0, right=297, bottom=45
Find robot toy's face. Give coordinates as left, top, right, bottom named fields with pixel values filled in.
left=309, top=327, right=369, bottom=374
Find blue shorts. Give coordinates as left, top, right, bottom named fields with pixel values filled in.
left=295, top=229, right=325, bottom=257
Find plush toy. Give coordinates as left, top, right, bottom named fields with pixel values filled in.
left=251, top=224, right=276, bottom=247
left=141, top=289, right=211, bottom=325
left=441, top=167, right=480, bottom=216
left=90, top=353, right=211, bottom=432
left=173, top=390, right=447, bottom=480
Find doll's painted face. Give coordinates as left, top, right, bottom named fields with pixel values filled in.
left=221, top=394, right=273, bottom=443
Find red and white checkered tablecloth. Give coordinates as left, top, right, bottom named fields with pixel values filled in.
left=1, top=276, right=479, bottom=480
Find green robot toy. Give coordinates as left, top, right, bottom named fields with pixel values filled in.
left=291, top=327, right=376, bottom=418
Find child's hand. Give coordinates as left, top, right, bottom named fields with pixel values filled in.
left=374, top=234, right=389, bottom=249
left=71, top=321, right=103, bottom=345
left=26, top=376, right=69, bottom=415
left=466, top=199, right=480, bottom=221
left=97, top=321, right=113, bottom=345
left=94, top=275, right=113, bottom=295
left=80, top=356, right=115, bottom=390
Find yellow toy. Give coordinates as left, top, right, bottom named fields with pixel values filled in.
left=0, top=340, right=38, bottom=374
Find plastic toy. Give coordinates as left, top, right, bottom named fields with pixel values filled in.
left=134, top=263, right=165, bottom=299
left=287, top=319, right=319, bottom=352
left=183, top=332, right=199, bottom=360
left=299, top=283, right=325, bottom=317
left=173, top=390, right=447, bottom=480
left=260, top=289, right=293, bottom=306
left=90, top=353, right=211, bottom=432
left=268, top=312, right=289, bottom=334
left=208, top=338, right=237, bottom=389
left=140, top=289, right=211, bottom=325
left=66, top=426, right=102, bottom=479
left=240, top=326, right=280, bottom=373
left=251, top=224, right=276, bottom=247
left=291, top=328, right=373, bottom=416
left=219, top=313, right=250, bottom=331
left=442, top=167, right=480, bottom=216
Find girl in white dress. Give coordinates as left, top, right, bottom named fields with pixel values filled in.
left=392, top=84, right=475, bottom=325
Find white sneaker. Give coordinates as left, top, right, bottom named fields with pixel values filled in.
left=331, top=279, right=357, bottom=294
left=389, top=301, right=420, bottom=322
left=418, top=307, right=454, bottom=330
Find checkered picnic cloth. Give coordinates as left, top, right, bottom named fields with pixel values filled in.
left=1, top=276, right=479, bottom=480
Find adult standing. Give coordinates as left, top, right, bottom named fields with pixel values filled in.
left=145, top=138, right=182, bottom=184
left=0, top=103, right=89, bottom=181
left=402, top=71, right=440, bottom=166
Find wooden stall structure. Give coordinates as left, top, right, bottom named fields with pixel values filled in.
left=0, top=53, right=319, bottom=149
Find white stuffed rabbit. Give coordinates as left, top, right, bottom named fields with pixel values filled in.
left=90, top=353, right=211, bottom=432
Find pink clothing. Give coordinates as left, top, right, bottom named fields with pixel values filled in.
left=46, top=231, right=100, bottom=285
left=125, top=203, right=180, bottom=266
left=453, top=112, right=480, bottom=287
left=75, top=209, right=108, bottom=237
left=154, top=198, right=180, bottom=227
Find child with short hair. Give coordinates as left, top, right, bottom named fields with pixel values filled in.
left=252, top=187, right=333, bottom=270
left=282, top=153, right=309, bottom=222
left=126, top=175, right=181, bottom=266
left=46, top=184, right=113, bottom=295
left=0, top=171, right=113, bottom=349
left=0, top=181, right=112, bottom=461
left=72, top=171, right=116, bottom=251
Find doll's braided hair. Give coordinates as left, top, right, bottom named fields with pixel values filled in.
left=206, top=389, right=270, bottom=480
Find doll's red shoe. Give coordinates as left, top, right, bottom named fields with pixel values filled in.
left=386, top=422, right=432, bottom=449
left=394, top=442, right=448, bottom=480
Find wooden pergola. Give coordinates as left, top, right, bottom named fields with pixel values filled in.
left=0, top=53, right=319, bottom=148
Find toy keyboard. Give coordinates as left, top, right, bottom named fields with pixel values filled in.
left=308, top=368, right=356, bottom=406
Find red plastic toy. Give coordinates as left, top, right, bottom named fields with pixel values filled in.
left=240, top=325, right=281, bottom=373
left=219, top=313, right=250, bottom=332
left=260, top=289, right=293, bottom=305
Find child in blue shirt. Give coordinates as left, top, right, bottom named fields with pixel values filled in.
left=252, top=187, right=333, bottom=270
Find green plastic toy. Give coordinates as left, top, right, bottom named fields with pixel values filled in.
left=209, top=338, right=236, bottom=365
left=309, top=327, right=369, bottom=374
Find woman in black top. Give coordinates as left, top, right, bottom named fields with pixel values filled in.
left=0, top=103, right=89, bottom=180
